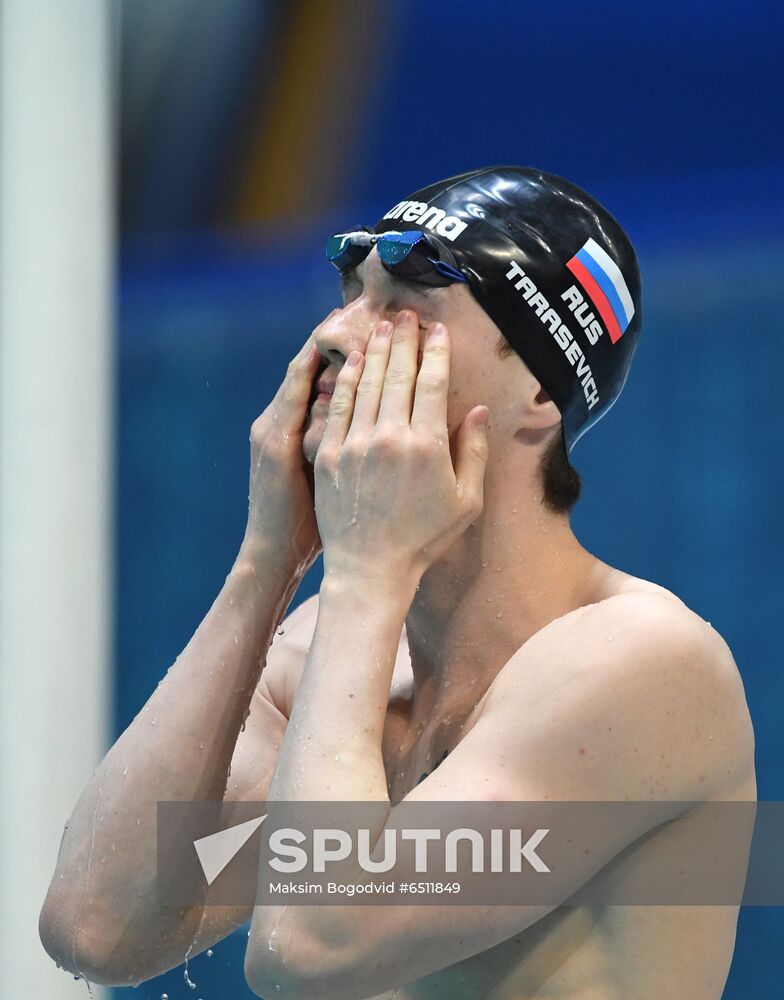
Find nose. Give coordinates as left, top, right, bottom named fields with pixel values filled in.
left=315, top=300, right=380, bottom=368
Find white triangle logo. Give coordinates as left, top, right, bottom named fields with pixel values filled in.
left=193, top=814, right=267, bottom=885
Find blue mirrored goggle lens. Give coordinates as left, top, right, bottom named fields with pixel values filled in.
left=325, top=234, right=371, bottom=272
left=376, top=230, right=424, bottom=266
left=378, top=232, right=467, bottom=286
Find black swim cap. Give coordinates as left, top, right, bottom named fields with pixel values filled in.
left=373, top=166, right=642, bottom=452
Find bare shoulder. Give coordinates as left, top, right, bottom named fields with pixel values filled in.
left=533, top=582, right=745, bottom=696
left=481, top=584, right=755, bottom=801
left=594, top=583, right=745, bottom=698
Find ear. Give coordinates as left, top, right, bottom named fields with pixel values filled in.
left=521, top=383, right=561, bottom=433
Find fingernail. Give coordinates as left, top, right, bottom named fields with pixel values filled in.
left=427, top=323, right=446, bottom=340
left=375, top=321, right=393, bottom=338
left=397, top=309, right=414, bottom=325
left=475, top=407, right=489, bottom=427
left=347, top=350, right=362, bottom=367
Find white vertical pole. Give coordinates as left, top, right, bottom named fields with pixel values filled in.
left=0, top=1, right=112, bottom=998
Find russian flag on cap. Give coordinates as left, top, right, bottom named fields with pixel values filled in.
left=566, top=238, right=635, bottom=344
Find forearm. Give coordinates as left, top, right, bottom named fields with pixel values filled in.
left=266, top=574, right=414, bottom=803
left=249, top=575, right=416, bottom=996
left=40, top=546, right=301, bottom=981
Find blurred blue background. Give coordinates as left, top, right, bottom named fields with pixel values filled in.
left=114, top=1, right=784, bottom=996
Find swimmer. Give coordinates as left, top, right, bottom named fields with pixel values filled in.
left=40, top=167, right=756, bottom=999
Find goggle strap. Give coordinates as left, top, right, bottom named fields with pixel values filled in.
left=431, top=259, right=468, bottom=283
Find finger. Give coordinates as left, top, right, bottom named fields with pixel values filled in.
left=377, top=310, right=421, bottom=426
left=411, top=323, right=450, bottom=432
left=454, top=406, right=490, bottom=513
left=349, top=321, right=394, bottom=429
left=272, top=332, right=322, bottom=433
left=285, top=328, right=321, bottom=375
left=321, top=351, right=365, bottom=450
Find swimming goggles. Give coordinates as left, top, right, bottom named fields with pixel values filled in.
left=325, top=229, right=468, bottom=288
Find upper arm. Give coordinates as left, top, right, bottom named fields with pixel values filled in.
left=412, top=592, right=752, bottom=806
left=260, top=594, right=753, bottom=999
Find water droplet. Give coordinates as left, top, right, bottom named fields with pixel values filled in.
left=607, top=635, right=614, bottom=642
left=151, top=717, right=157, bottom=727
left=161, top=995, right=169, bottom=999
left=233, top=633, right=239, bottom=644
left=183, top=956, right=198, bottom=989
left=206, top=949, right=214, bottom=958
left=122, top=767, right=128, bottom=776
left=277, top=626, right=285, bottom=636
left=199, top=741, right=205, bottom=750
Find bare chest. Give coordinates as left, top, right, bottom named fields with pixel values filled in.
left=379, top=645, right=491, bottom=804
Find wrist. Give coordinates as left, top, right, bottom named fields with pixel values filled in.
left=234, top=537, right=306, bottom=590
left=319, top=565, right=418, bottom=617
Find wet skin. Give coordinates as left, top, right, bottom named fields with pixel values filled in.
left=241, top=254, right=756, bottom=999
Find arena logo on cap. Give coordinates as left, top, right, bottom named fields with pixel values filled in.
left=565, top=238, right=635, bottom=344
left=383, top=200, right=468, bottom=242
